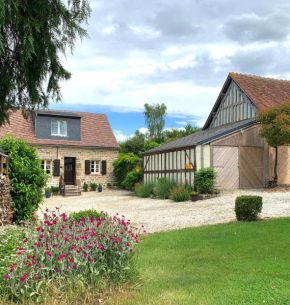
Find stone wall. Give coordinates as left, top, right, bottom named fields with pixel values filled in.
left=0, top=178, right=13, bottom=226
left=35, top=146, right=119, bottom=188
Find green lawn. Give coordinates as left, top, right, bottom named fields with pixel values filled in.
left=108, top=218, right=290, bottom=305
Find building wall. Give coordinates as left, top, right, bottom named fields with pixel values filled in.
left=35, top=146, right=119, bottom=188
left=195, top=144, right=211, bottom=170
left=269, top=146, right=290, bottom=185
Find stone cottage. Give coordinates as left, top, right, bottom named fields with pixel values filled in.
left=0, top=109, right=120, bottom=189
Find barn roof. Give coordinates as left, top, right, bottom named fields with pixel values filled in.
left=0, top=109, right=120, bottom=149
left=203, top=72, right=290, bottom=129
left=143, top=119, right=256, bottom=155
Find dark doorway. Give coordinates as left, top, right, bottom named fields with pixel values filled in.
left=64, top=157, right=76, bottom=185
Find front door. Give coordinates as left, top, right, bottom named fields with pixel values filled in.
left=64, top=157, right=75, bottom=185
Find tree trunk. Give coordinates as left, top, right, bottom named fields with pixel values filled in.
left=274, top=146, right=278, bottom=184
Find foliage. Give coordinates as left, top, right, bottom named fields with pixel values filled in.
left=169, top=185, right=191, bottom=202
left=44, top=188, right=52, bottom=194
left=135, top=183, right=155, bottom=198
left=144, top=103, right=167, bottom=142
left=112, top=153, right=141, bottom=186
left=194, top=167, right=217, bottom=194
left=144, top=140, right=160, bottom=152
left=154, top=177, right=176, bottom=199
left=0, top=136, right=48, bottom=222
left=164, top=124, right=201, bottom=143
left=69, top=209, right=103, bottom=223
left=83, top=182, right=89, bottom=192
left=190, top=191, right=198, bottom=195
left=235, top=196, right=263, bottom=221
left=51, top=186, right=59, bottom=194
left=89, top=183, right=97, bottom=191
left=119, top=131, right=146, bottom=157
left=122, top=169, right=143, bottom=190
left=124, top=218, right=290, bottom=305
left=2, top=209, right=144, bottom=300
left=258, top=102, right=290, bottom=181
left=0, top=0, right=91, bottom=126
left=98, top=184, right=102, bottom=189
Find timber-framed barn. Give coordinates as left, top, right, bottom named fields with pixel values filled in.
left=142, top=72, right=290, bottom=189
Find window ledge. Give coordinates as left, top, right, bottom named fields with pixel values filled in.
left=91, top=173, right=101, bottom=175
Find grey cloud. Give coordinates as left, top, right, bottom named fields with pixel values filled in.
left=223, top=9, right=290, bottom=43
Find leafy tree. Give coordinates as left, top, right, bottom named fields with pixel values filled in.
left=258, top=102, right=290, bottom=183
left=164, top=123, right=201, bottom=143
left=144, top=140, right=160, bottom=151
left=120, top=130, right=146, bottom=156
left=112, top=153, right=141, bottom=186
left=0, top=136, right=48, bottom=222
left=144, top=103, right=167, bottom=142
left=0, top=0, right=91, bottom=126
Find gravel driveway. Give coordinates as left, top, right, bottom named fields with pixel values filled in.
left=39, top=189, right=290, bottom=233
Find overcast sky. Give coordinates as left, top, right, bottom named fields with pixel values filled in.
left=56, top=0, right=290, bottom=141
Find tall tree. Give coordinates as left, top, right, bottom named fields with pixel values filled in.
left=0, top=0, right=91, bottom=126
left=144, top=103, right=167, bottom=142
left=164, top=123, right=201, bottom=143
left=258, top=102, right=290, bottom=184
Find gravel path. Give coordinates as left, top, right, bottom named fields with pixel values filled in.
left=39, top=189, right=290, bottom=233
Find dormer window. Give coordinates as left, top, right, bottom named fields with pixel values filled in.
left=51, top=120, right=67, bottom=136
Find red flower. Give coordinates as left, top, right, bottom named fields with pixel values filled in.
left=35, top=276, right=39, bottom=280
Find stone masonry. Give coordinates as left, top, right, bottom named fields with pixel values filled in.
left=36, top=146, right=119, bottom=188
left=0, top=178, right=13, bottom=226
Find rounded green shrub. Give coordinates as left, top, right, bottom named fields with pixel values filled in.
left=235, top=196, right=263, bottom=221
left=69, top=209, right=103, bottom=222
left=90, top=182, right=97, bottom=191
left=122, top=168, right=143, bottom=190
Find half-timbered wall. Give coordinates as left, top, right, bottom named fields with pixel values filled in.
left=210, top=81, right=257, bottom=128
left=143, top=148, right=195, bottom=185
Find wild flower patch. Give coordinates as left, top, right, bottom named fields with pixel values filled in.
left=2, top=209, right=145, bottom=300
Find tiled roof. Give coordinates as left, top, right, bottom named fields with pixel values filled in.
left=0, top=109, right=120, bottom=149
left=230, top=72, right=290, bottom=111
left=143, top=119, right=256, bottom=154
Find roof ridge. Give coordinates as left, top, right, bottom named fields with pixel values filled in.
left=37, top=108, right=107, bottom=116
left=230, top=72, right=290, bottom=83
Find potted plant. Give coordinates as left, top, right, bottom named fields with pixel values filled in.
left=98, top=183, right=103, bottom=192
left=83, top=182, right=89, bottom=192
left=51, top=186, right=59, bottom=195
left=190, top=191, right=199, bottom=202
left=90, top=183, right=97, bottom=191
left=45, top=188, right=52, bottom=198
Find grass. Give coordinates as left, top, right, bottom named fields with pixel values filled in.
left=106, top=218, right=290, bottom=305
left=2, top=218, right=290, bottom=304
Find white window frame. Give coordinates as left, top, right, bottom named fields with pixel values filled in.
left=91, top=160, right=100, bottom=174
left=51, top=120, right=67, bottom=136
left=41, top=160, right=53, bottom=175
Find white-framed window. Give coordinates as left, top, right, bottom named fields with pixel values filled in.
left=51, top=120, right=67, bottom=136
left=41, top=160, right=52, bottom=174
left=91, top=160, right=100, bottom=174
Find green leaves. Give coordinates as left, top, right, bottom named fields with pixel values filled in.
left=194, top=167, right=217, bottom=194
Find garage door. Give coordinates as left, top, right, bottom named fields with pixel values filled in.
left=240, top=147, right=264, bottom=188
left=213, top=146, right=239, bottom=189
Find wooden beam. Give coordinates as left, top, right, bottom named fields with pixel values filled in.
left=144, top=169, right=195, bottom=174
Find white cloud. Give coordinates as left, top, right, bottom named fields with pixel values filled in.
left=138, top=127, right=148, bottom=134
left=113, top=130, right=131, bottom=142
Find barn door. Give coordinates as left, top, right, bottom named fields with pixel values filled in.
left=213, top=146, right=239, bottom=189
left=240, top=147, right=264, bottom=188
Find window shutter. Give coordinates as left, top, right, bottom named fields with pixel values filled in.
left=101, top=160, right=107, bottom=175
left=85, top=160, right=91, bottom=175
left=53, top=159, right=60, bottom=176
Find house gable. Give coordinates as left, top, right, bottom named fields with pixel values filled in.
left=209, top=80, right=257, bottom=128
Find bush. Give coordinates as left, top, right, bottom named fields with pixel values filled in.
left=0, top=136, right=48, bottom=222
left=122, top=168, right=143, bottom=190
left=90, top=183, right=97, bottom=191
left=154, top=177, right=176, bottom=199
left=169, top=185, right=191, bottom=202
left=3, top=209, right=144, bottom=300
left=135, top=182, right=155, bottom=198
left=112, top=153, right=141, bottom=186
left=235, top=196, right=263, bottom=221
left=69, top=209, right=103, bottom=222
left=83, top=182, right=89, bottom=191
left=194, top=168, right=217, bottom=194
left=51, top=186, right=59, bottom=194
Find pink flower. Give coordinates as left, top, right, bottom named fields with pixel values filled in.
left=83, top=254, right=88, bottom=258
left=56, top=269, right=60, bottom=273
left=66, top=265, right=70, bottom=269
left=24, top=239, right=28, bottom=243
left=13, top=263, right=17, bottom=266
left=89, top=259, right=94, bottom=263
left=114, top=239, right=118, bottom=244
left=4, top=274, right=9, bottom=279
left=21, top=279, right=24, bottom=283
left=69, top=259, right=74, bottom=263
left=27, top=255, right=31, bottom=259
left=38, top=265, right=42, bottom=268
left=73, top=265, right=77, bottom=269
left=130, top=249, right=133, bottom=252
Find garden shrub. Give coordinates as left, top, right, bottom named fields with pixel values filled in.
left=69, top=209, right=103, bottom=222
left=169, top=185, right=191, bottom=202
left=122, top=168, right=143, bottom=190
left=51, top=186, right=59, bottom=194
left=194, top=167, right=217, bottom=194
left=90, top=182, right=97, bottom=191
left=235, top=196, right=263, bottom=221
left=3, top=209, right=144, bottom=300
left=135, top=182, right=155, bottom=198
left=112, top=153, right=141, bottom=186
left=0, top=136, right=48, bottom=222
left=154, top=177, right=176, bottom=199
left=83, top=182, right=89, bottom=191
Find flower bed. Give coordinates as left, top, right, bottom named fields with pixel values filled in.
left=3, top=209, right=145, bottom=300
